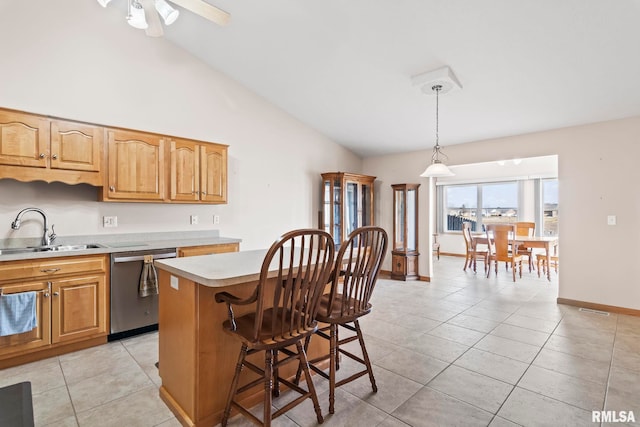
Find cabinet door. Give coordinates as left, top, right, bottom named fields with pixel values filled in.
left=0, top=110, right=49, bottom=168
left=0, top=281, right=51, bottom=357
left=106, top=129, right=166, bottom=200
left=169, top=139, right=200, bottom=202
left=50, top=119, right=102, bottom=172
left=200, top=144, right=227, bottom=203
left=51, top=274, right=107, bottom=344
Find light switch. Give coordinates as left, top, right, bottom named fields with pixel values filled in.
left=607, top=215, right=616, bottom=225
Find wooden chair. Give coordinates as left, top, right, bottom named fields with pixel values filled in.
left=515, top=221, right=535, bottom=271
left=486, top=223, right=524, bottom=282
left=300, top=226, right=388, bottom=414
left=214, top=229, right=335, bottom=427
left=536, top=252, right=559, bottom=277
left=432, top=233, right=440, bottom=260
left=462, top=222, right=488, bottom=273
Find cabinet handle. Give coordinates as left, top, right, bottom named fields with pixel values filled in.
left=39, top=153, right=46, bottom=158
left=44, top=292, right=50, bottom=298
left=52, top=154, right=58, bottom=160
left=53, top=292, right=59, bottom=296
left=201, top=191, right=206, bottom=195
left=110, top=186, right=115, bottom=191
left=41, top=268, right=61, bottom=273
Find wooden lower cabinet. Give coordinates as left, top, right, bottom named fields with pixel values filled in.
left=391, top=252, right=419, bottom=281
left=0, top=281, right=52, bottom=356
left=52, top=274, right=107, bottom=344
left=0, top=255, right=108, bottom=368
left=177, top=243, right=239, bottom=257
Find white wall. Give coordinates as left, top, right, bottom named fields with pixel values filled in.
left=0, top=0, right=361, bottom=250
left=365, top=116, right=640, bottom=311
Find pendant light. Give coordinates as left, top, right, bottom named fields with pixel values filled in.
left=420, top=84, right=454, bottom=178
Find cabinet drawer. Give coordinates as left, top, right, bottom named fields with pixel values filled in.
left=178, top=243, right=239, bottom=257
left=0, top=255, right=107, bottom=284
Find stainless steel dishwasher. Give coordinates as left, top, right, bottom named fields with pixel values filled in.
left=109, top=248, right=176, bottom=340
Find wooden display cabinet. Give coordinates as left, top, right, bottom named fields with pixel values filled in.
left=321, top=172, right=375, bottom=247
left=391, top=183, right=420, bottom=280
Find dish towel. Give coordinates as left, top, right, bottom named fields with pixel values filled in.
left=139, top=255, right=159, bottom=297
left=0, top=291, right=37, bottom=337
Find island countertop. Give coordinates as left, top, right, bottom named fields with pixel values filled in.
left=154, top=249, right=269, bottom=287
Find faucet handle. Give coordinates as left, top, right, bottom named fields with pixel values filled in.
left=49, top=224, right=57, bottom=243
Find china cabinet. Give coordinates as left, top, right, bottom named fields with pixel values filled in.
left=391, top=183, right=420, bottom=280
left=321, top=172, right=375, bottom=246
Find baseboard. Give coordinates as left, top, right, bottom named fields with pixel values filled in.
left=557, top=298, right=640, bottom=317
left=440, top=252, right=466, bottom=258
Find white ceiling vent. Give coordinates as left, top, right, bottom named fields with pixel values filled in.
left=411, top=66, right=462, bottom=95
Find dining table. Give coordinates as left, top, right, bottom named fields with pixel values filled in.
left=472, top=233, right=559, bottom=281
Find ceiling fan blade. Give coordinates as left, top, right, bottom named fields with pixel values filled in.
left=168, top=0, right=230, bottom=26
left=140, top=0, right=164, bottom=37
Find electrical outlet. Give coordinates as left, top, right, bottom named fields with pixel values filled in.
left=607, top=215, right=616, bottom=225
left=103, top=216, right=118, bottom=228
left=190, top=215, right=199, bottom=225
left=213, top=215, right=220, bottom=225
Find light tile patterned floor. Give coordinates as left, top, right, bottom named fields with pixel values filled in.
left=2, top=256, right=639, bottom=426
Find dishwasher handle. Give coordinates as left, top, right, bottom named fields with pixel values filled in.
left=112, top=252, right=176, bottom=263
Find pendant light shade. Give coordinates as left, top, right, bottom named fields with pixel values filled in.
left=420, top=161, right=454, bottom=178
left=420, top=84, right=454, bottom=178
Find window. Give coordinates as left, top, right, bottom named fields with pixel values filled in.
left=440, top=181, right=518, bottom=232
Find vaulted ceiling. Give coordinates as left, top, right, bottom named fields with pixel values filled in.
left=117, top=1, right=640, bottom=157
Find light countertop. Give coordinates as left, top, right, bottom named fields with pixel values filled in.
left=154, top=249, right=268, bottom=288
left=0, top=230, right=241, bottom=262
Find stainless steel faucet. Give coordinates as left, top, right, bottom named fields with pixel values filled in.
left=11, top=207, right=56, bottom=247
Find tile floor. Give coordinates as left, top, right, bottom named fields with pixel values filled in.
left=2, top=256, right=639, bottom=426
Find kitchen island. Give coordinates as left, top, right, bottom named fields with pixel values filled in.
left=154, top=250, right=329, bottom=427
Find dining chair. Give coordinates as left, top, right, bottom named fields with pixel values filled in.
left=432, top=233, right=441, bottom=260
left=462, top=222, right=488, bottom=273
left=537, top=250, right=559, bottom=277
left=299, top=226, right=388, bottom=414
left=486, top=223, right=524, bottom=282
left=515, top=221, right=535, bottom=272
left=214, top=229, right=335, bottom=427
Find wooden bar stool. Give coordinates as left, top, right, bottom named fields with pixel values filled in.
left=215, top=229, right=335, bottom=427
left=299, top=226, right=388, bottom=414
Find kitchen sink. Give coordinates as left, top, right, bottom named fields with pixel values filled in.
left=0, top=244, right=104, bottom=255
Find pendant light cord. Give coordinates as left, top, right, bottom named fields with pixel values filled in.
left=435, top=84, right=440, bottom=148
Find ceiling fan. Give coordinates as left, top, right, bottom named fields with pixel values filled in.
left=97, top=0, right=230, bottom=37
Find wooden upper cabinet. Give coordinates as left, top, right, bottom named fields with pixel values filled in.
left=169, top=137, right=228, bottom=204
left=0, top=110, right=49, bottom=168
left=104, top=129, right=166, bottom=201
left=50, top=119, right=102, bottom=172
left=0, top=109, right=103, bottom=185
left=170, top=139, right=200, bottom=202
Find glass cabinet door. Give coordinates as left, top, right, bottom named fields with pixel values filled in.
left=394, top=188, right=406, bottom=251
left=407, top=188, right=417, bottom=251
left=321, top=172, right=375, bottom=247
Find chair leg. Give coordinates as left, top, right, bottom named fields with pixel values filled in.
left=329, top=323, right=338, bottom=414
left=296, top=341, right=324, bottom=424
left=354, top=319, right=377, bottom=393
left=264, top=350, right=273, bottom=427
left=273, top=349, right=280, bottom=397
left=294, top=335, right=311, bottom=385
left=221, top=344, right=248, bottom=427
